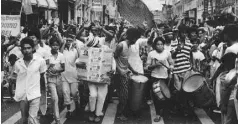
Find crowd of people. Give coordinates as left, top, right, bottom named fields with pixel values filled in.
left=1, top=10, right=238, bottom=124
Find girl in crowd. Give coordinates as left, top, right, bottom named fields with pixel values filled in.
left=146, top=37, right=174, bottom=122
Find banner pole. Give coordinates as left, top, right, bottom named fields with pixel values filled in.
left=20, top=0, right=23, bottom=15
left=19, top=0, right=23, bottom=35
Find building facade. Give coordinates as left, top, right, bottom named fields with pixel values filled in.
left=2, top=0, right=58, bottom=27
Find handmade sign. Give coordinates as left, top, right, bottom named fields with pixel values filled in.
left=76, top=47, right=113, bottom=84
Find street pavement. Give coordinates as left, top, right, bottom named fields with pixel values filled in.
left=2, top=97, right=221, bottom=124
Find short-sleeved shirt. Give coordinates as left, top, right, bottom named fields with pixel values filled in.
left=62, top=45, right=79, bottom=83
left=14, top=55, right=47, bottom=101
left=147, top=50, right=171, bottom=79
left=48, top=52, right=65, bottom=75
left=34, top=44, right=51, bottom=60
left=173, top=39, right=192, bottom=74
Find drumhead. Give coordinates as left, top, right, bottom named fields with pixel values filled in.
left=183, top=74, right=204, bottom=92
left=131, top=75, right=148, bottom=83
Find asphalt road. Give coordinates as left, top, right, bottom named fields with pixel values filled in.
left=2, top=97, right=221, bottom=124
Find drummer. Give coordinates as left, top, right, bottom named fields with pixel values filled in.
left=146, top=37, right=174, bottom=122
left=114, top=28, right=141, bottom=121
left=172, top=25, right=193, bottom=116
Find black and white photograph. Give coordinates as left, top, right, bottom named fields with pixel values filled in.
left=1, top=0, right=238, bottom=124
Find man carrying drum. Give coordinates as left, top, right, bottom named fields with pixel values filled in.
left=114, top=28, right=141, bottom=121
left=171, top=25, right=193, bottom=116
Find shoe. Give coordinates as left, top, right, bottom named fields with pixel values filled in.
left=147, top=100, right=153, bottom=105
left=118, top=114, right=128, bottom=121
left=55, top=120, right=60, bottom=124
left=88, top=112, right=95, bottom=122
left=188, top=100, right=194, bottom=108
left=94, top=116, right=101, bottom=123
left=154, top=115, right=161, bottom=122
left=66, top=112, right=73, bottom=119
left=184, top=111, right=189, bottom=117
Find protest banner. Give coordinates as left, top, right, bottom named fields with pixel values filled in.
left=76, top=47, right=113, bottom=84
left=1, top=15, right=21, bottom=37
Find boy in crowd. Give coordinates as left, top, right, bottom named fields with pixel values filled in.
left=13, top=38, right=47, bottom=124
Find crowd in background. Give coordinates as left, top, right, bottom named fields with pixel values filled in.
left=1, top=10, right=238, bottom=124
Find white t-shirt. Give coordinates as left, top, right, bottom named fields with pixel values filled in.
left=193, top=51, right=205, bottom=61
left=49, top=52, right=65, bottom=71
left=225, top=43, right=238, bottom=55
left=128, top=38, right=146, bottom=74
left=9, top=46, right=23, bottom=59
left=147, top=50, right=171, bottom=79
left=75, top=39, right=85, bottom=49
left=34, top=44, right=51, bottom=60
left=62, top=46, right=79, bottom=83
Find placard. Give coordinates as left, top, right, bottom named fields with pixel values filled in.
left=76, top=47, right=113, bottom=84
left=1, top=15, right=21, bottom=37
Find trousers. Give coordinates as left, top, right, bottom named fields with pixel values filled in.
left=62, top=81, right=79, bottom=106
left=88, top=83, right=108, bottom=116
left=20, top=97, right=40, bottom=124
left=118, top=73, right=130, bottom=115
left=48, top=76, right=63, bottom=121
left=221, top=100, right=238, bottom=124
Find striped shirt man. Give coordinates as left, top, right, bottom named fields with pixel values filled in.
left=173, top=39, right=193, bottom=74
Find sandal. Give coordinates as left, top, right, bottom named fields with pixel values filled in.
left=88, top=112, right=95, bottom=122
left=94, top=116, right=101, bottom=123
left=154, top=115, right=161, bottom=122
left=118, top=114, right=128, bottom=121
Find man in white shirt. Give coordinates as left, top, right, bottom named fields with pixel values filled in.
left=13, top=38, right=47, bottom=124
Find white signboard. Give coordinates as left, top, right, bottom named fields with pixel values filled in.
left=1, top=15, right=21, bottom=37
left=76, top=47, right=113, bottom=84
left=92, top=0, right=102, bottom=11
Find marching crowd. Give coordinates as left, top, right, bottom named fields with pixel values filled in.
left=1, top=10, right=238, bottom=124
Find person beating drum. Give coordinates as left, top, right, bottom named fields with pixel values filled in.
left=146, top=37, right=174, bottom=122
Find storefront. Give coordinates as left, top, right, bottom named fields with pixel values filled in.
left=58, top=0, right=75, bottom=24
left=1, top=0, right=58, bottom=27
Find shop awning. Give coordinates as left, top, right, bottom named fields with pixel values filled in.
left=10, top=0, right=37, bottom=5
left=47, top=0, right=57, bottom=9
left=10, top=0, right=21, bottom=2
left=31, top=0, right=37, bottom=5
left=37, top=0, right=48, bottom=8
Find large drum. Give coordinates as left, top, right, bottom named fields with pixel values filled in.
left=153, top=80, right=171, bottom=100
left=129, top=75, right=148, bottom=111
left=182, top=73, right=215, bottom=108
